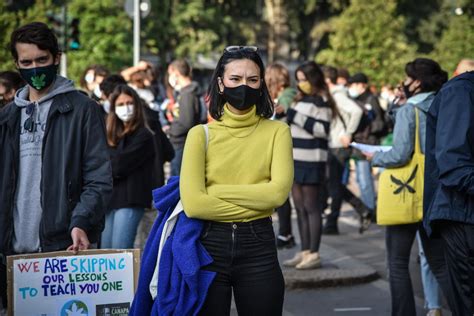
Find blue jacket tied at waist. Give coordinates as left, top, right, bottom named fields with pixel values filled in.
left=130, top=176, right=215, bottom=315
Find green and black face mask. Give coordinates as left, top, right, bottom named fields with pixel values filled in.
left=18, top=64, right=58, bottom=91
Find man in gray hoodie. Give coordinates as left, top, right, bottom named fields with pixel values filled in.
left=0, top=22, right=112, bottom=310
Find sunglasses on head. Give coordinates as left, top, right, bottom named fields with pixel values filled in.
left=224, top=46, right=258, bottom=54
left=24, top=103, right=35, bottom=133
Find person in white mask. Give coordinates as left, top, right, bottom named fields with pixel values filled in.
left=102, top=84, right=155, bottom=249
left=166, top=59, right=203, bottom=176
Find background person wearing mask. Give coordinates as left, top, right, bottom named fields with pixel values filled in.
left=321, top=66, right=371, bottom=235
left=0, top=71, right=25, bottom=109
left=347, top=72, right=386, bottom=217
left=102, top=85, right=155, bottom=249
left=364, top=58, right=448, bottom=316
left=166, top=59, right=202, bottom=176
left=98, top=74, right=128, bottom=119
left=80, top=64, right=109, bottom=101
left=283, top=61, right=338, bottom=270
left=265, top=62, right=297, bottom=248
left=0, top=22, right=112, bottom=310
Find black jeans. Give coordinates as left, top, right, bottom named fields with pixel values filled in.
left=0, top=259, right=5, bottom=309
left=386, top=223, right=449, bottom=316
left=439, top=221, right=474, bottom=316
left=325, top=148, right=368, bottom=229
left=276, top=198, right=292, bottom=237
left=199, top=217, right=285, bottom=316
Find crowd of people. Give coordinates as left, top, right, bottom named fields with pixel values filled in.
left=0, top=21, right=473, bottom=316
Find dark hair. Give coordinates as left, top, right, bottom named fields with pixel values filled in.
left=99, top=74, right=127, bottom=99
left=106, top=85, right=147, bottom=147
left=295, top=61, right=340, bottom=121
left=10, top=22, right=59, bottom=61
left=265, top=63, right=291, bottom=100
left=405, top=58, right=448, bottom=93
left=0, top=71, right=25, bottom=92
left=80, top=64, right=110, bottom=91
left=337, top=68, right=350, bottom=80
left=169, top=59, right=192, bottom=77
left=322, top=65, right=338, bottom=85
left=207, top=49, right=274, bottom=120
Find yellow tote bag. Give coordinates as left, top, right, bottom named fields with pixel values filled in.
left=376, top=108, right=424, bottom=225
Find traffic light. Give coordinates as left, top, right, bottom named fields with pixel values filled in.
left=68, top=18, right=80, bottom=50
left=46, top=11, right=80, bottom=51
left=47, top=11, right=67, bottom=51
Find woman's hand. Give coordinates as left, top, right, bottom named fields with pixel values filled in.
left=363, top=151, right=374, bottom=161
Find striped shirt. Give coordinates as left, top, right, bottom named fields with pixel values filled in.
left=287, top=95, right=332, bottom=168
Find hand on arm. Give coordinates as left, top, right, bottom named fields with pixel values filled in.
left=287, top=107, right=330, bottom=138
left=180, top=126, right=263, bottom=221
left=206, top=126, right=294, bottom=210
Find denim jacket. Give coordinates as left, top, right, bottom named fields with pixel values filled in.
left=372, top=92, right=435, bottom=168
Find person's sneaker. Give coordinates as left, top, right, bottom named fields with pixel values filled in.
left=426, top=309, right=442, bottom=316
left=322, top=226, right=339, bottom=235
left=276, top=235, right=296, bottom=249
left=283, top=250, right=310, bottom=267
left=296, top=252, right=321, bottom=270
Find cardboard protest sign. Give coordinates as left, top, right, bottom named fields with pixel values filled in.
left=7, top=249, right=140, bottom=316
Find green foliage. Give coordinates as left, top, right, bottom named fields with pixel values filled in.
left=317, top=0, right=416, bottom=85
left=170, top=1, right=222, bottom=58
left=0, top=0, right=131, bottom=85
left=66, top=0, right=132, bottom=83
left=0, top=2, right=18, bottom=72
left=142, top=0, right=261, bottom=67
left=432, top=13, right=474, bottom=74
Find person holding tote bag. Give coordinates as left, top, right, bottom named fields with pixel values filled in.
left=363, top=58, right=450, bottom=316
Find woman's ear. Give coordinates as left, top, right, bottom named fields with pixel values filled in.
left=413, top=79, right=422, bottom=91
left=217, top=77, right=224, bottom=94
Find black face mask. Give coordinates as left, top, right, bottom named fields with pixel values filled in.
left=18, top=63, right=58, bottom=91
left=223, top=85, right=260, bottom=111
left=403, top=80, right=416, bottom=99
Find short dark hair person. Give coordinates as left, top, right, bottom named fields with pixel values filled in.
left=10, top=22, right=60, bottom=61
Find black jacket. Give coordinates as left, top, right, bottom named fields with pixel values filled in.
left=108, top=126, right=155, bottom=210
left=0, top=91, right=112, bottom=255
left=352, top=90, right=387, bottom=145
left=144, top=107, right=174, bottom=188
left=168, top=81, right=201, bottom=147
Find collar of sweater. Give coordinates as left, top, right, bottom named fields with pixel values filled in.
left=218, top=103, right=260, bottom=129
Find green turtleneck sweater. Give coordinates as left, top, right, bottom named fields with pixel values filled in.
left=180, top=104, right=294, bottom=222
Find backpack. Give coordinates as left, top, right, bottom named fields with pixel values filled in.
left=195, top=95, right=209, bottom=124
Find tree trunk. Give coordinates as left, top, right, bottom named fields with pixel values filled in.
left=265, top=0, right=290, bottom=63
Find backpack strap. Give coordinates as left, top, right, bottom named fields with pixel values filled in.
left=202, top=124, right=209, bottom=151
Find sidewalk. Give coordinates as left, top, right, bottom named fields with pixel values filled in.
left=278, top=242, right=379, bottom=289
left=274, top=212, right=379, bottom=290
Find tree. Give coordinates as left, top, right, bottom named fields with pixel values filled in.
left=265, top=0, right=289, bottom=63
left=0, top=0, right=53, bottom=72
left=432, top=13, right=474, bottom=73
left=66, top=0, right=132, bottom=83
left=317, top=0, right=416, bottom=85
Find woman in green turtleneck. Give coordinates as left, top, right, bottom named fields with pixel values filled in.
left=180, top=46, right=293, bottom=315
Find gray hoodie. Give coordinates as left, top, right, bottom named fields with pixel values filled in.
left=13, top=76, right=76, bottom=253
